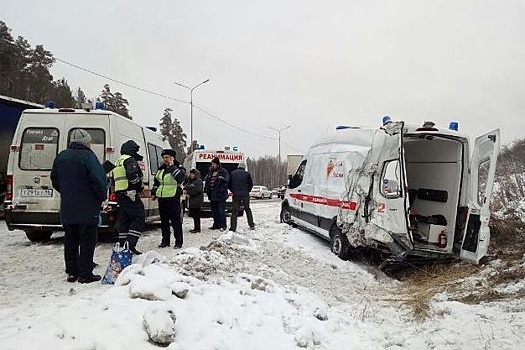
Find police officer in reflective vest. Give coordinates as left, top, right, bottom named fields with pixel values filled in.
left=152, top=149, right=186, bottom=248
left=113, top=140, right=145, bottom=255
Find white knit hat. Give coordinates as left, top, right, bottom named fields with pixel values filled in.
left=70, top=129, right=92, bottom=146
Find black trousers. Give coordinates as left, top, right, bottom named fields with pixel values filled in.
left=188, top=207, right=201, bottom=231
left=230, top=196, right=254, bottom=232
left=63, top=224, right=97, bottom=279
left=210, top=200, right=226, bottom=229
left=158, top=197, right=183, bottom=247
left=116, top=192, right=145, bottom=248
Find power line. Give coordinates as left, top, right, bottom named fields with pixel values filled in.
left=55, top=57, right=304, bottom=149
left=281, top=140, right=304, bottom=154
left=192, top=105, right=276, bottom=140
left=55, top=57, right=188, bottom=104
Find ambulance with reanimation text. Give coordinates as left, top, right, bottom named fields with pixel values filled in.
left=183, top=147, right=246, bottom=214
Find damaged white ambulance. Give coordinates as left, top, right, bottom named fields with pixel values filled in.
left=280, top=119, right=500, bottom=269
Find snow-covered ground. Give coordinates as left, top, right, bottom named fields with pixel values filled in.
left=1, top=200, right=524, bottom=349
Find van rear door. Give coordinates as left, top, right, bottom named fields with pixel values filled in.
left=460, top=129, right=500, bottom=263
left=15, top=125, right=61, bottom=214
left=369, top=122, right=412, bottom=252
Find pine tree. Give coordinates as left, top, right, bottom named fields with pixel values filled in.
left=159, top=108, right=187, bottom=163
left=0, top=21, right=57, bottom=104
left=49, top=78, right=75, bottom=108
left=100, top=84, right=131, bottom=119
left=74, top=87, right=87, bottom=108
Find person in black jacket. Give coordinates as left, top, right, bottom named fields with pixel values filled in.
left=204, top=157, right=230, bottom=230
left=228, top=161, right=255, bottom=232
left=113, top=140, right=145, bottom=255
left=151, top=149, right=186, bottom=248
left=51, top=129, right=108, bottom=283
left=184, top=169, right=204, bottom=233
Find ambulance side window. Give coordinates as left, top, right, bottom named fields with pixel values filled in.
left=147, top=144, right=164, bottom=174
left=381, top=160, right=400, bottom=198
left=288, top=160, right=307, bottom=189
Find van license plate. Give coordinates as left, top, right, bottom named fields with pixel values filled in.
left=20, top=189, right=53, bottom=197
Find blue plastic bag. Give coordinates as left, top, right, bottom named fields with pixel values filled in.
left=101, top=242, right=133, bottom=285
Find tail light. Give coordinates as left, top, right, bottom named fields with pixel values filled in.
left=5, top=175, right=13, bottom=201
left=109, top=186, right=117, bottom=202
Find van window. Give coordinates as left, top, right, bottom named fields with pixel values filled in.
left=477, top=159, right=489, bottom=205
left=288, top=160, right=307, bottom=189
left=19, top=128, right=59, bottom=170
left=381, top=160, right=401, bottom=198
left=147, top=144, right=164, bottom=174
left=68, top=128, right=106, bottom=163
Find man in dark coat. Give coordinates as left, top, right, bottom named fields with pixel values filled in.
left=113, top=140, right=145, bottom=255
left=51, top=129, right=108, bottom=283
left=204, top=157, right=229, bottom=230
left=151, top=149, right=186, bottom=248
left=184, top=169, right=204, bottom=233
left=228, top=161, right=255, bottom=232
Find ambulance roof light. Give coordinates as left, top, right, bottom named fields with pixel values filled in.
left=382, top=115, right=392, bottom=126
left=95, top=101, right=105, bottom=110
left=199, top=145, right=205, bottom=150
left=45, top=100, right=55, bottom=109
left=449, top=121, right=459, bottom=131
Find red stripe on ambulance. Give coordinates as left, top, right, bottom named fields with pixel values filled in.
left=289, top=193, right=357, bottom=210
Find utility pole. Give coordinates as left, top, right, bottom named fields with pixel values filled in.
left=174, top=78, right=210, bottom=152
left=268, top=125, right=292, bottom=164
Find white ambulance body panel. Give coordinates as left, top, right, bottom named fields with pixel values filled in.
left=4, top=108, right=169, bottom=242
left=281, top=121, right=500, bottom=266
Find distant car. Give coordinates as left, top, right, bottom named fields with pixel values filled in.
left=277, top=185, right=287, bottom=199
left=271, top=188, right=279, bottom=197
left=250, top=185, right=273, bottom=199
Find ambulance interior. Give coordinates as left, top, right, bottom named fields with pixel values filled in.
left=401, top=135, right=464, bottom=252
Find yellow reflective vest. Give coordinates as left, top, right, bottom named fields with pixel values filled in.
left=154, top=168, right=178, bottom=198
left=113, top=154, right=131, bottom=191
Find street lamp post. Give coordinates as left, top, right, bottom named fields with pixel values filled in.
left=174, top=78, right=210, bottom=152
left=268, top=125, right=292, bottom=164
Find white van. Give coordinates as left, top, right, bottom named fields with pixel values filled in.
left=280, top=120, right=500, bottom=268
left=4, top=106, right=169, bottom=242
left=184, top=148, right=245, bottom=214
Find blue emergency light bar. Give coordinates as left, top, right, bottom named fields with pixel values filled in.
left=449, top=121, right=459, bottom=131
left=45, top=100, right=55, bottom=109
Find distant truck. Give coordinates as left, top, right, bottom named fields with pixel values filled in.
left=0, top=95, right=43, bottom=213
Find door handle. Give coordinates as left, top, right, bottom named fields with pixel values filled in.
left=297, top=189, right=302, bottom=192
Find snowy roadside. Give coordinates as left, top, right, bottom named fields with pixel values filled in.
left=0, top=200, right=524, bottom=349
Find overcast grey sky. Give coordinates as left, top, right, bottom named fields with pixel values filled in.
left=3, top=0, right=524, bottom=158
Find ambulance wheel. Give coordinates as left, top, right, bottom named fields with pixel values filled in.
left=25, top=229, right=52, bottom=242
left=330, top=224, right=349, bottom=260
left=280, top=206, right=294, bottom=226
